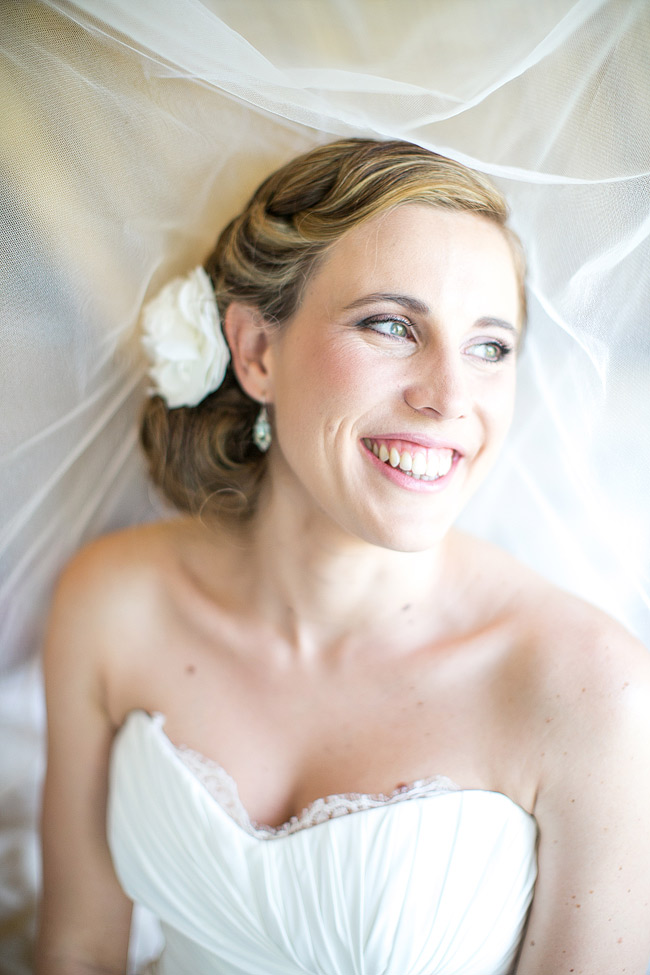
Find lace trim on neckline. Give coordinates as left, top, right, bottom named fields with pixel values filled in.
left=172, top=740, right=461, bottom=839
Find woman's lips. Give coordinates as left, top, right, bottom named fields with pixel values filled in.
left=362, top=436, right=460, bottom=484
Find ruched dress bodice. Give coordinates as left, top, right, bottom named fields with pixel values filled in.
left=108, top=711, right=537, bottom=975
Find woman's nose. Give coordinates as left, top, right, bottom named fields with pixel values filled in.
left=403, top=345, right=470, bottom=420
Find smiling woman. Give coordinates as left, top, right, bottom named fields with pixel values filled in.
left=36, top=140, right=650, bottom=975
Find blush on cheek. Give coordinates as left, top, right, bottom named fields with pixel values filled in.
left=317, top=342, right=383, bottom=395
left=317, top=339, right=360, bottom=378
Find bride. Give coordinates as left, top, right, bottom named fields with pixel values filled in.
left=35, top=139, right=650, bottom=975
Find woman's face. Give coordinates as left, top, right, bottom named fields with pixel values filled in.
left=264, top=203, right=522, bottom=551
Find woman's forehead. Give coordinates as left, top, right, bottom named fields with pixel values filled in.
left=303, top=205, right=521, bottom=316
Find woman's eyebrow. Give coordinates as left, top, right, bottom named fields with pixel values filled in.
left=476, top=316, right=518, bottom=334
left=342, top=292, right=431, bottom=316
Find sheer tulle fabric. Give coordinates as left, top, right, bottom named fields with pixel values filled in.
left=109, top=712, right=537, bottom=975
left=1, top=2, right=649, bottom=971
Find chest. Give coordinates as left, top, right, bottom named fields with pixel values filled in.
left=113, top=618, right=532, bottom=826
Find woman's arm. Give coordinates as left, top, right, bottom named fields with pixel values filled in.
left=515, top=622, right=650, bottom=974
left=35, top=552, right=133, bottom=975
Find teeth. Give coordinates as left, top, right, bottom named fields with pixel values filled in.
left=438, top=451, right=453, bottom=477
left=412, top=452, right=427, bottom=477
left=426, top=453, right=440, bottom=478
left=365, top=438, right=455, bottom=482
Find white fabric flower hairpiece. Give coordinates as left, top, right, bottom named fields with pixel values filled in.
left=141, top=266, right=230, bottom=408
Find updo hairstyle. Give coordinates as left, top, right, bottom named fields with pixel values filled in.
left=140, top=138, right=525, bottom=522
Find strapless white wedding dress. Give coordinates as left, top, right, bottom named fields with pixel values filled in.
left=108, top=711, right=537, bottom=975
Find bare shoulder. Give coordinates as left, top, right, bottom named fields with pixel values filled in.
left=460, top=531, right=650, bottom=692
left=45, top=519, right=204, bottom=693
left=46, top=516, right=246, bottom=720
left=493, top=548, right=650, bottom=811
left=50, top=517, right=208, bottom=633
left=55, top=519, right=179, bottom=599
left=520, top=575, right=650, bottom=742
left=455, top=531, right=650, bottom=772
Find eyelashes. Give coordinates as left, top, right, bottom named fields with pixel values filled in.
left=355, top=314, right=514, bottom=363
left=468, top=341, right=513, bottom=363
left=357, top=315, right=413, bottom=340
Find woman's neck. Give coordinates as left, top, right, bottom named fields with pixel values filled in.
left=237, top=476, right=453, bottom=657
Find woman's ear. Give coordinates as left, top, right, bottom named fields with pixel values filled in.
left=222, top=302, right=274, bottom=403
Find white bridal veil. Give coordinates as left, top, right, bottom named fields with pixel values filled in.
left=1, top=1, right=649, bottom=971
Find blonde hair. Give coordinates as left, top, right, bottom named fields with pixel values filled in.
left=140, top=138, right=526, bottom=521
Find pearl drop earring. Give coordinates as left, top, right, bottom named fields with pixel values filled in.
left=252, top=404, right=272, bottom=452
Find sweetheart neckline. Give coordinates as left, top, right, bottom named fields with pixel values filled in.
left=121, top=709, right=536, bottom=839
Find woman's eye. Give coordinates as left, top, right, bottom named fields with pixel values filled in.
left=468, top=341, right=511, bottom=362
left=363, top=317, right=411, bottom=339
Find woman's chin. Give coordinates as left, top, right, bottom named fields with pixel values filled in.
left=333, top=509, right=457, bottom=554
